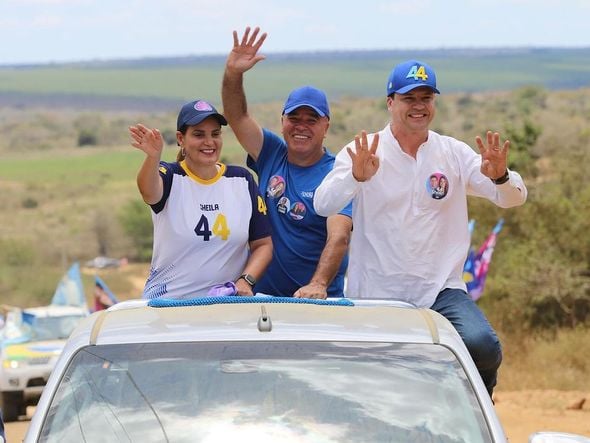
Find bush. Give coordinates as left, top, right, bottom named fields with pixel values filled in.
left=119, top=199, right=153, bottom=262
left=78, top=129, right=98, bottom=147
left=161, top=129, right=178, bottom=146
left=21, top=198, right=38, bottom=208
left=0, top=238, right=35, bottom=267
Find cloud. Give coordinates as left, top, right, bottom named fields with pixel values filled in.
left=377, top=0, right=432, bottom=14
left=0, top=18, right=19, bottom=28
left=31, top=15, right=63, bottom=28
left=11, top=0, right=89, bottom=4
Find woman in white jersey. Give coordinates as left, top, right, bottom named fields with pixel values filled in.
left=129, top=99, right=272, bottom=299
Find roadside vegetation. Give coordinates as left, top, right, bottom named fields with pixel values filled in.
left=1, top=86, right=589, bottom=391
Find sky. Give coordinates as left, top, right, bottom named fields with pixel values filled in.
left=1, top=0, right=590, bottom=65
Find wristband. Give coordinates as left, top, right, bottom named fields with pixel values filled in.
left=491, top=170, right=509, bottom=185
left=238, top=273, right=256, bottom=287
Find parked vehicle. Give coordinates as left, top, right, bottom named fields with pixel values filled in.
left=84, top=256, right=126, bottom=269
left=25, top=297, right=589, bottom=442
left=0, top=305, right=88, bottom=422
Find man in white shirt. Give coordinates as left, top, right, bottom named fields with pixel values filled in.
left=314, top=59, right=527, bottom=396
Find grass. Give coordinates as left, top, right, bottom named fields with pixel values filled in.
left=1, top=149, right=140, bottom=184
left=500, top=327, right=590, bottom=391
left=0, top=142, right=247, bottom=184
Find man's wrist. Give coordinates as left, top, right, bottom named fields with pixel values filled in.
left=491, top=169, right=510, bottom=185
left=309, top=279, right=328, bottom=288
left=238, top=273, right=256, bottom=287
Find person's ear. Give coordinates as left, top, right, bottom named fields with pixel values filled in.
left=386, top=96, right=394, bottom=110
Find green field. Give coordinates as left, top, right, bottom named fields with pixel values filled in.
left=0, top=143, right=249, bottom=185
left=2, top=48, right=590, bottom=108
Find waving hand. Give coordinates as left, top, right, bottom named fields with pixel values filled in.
left=129, top=124, right=164, bottom=159
left=476, top=130, right=509, bottom=180
left=347, top=131, right=380, bottom=182
left=226, top=26, right=267, bottom=75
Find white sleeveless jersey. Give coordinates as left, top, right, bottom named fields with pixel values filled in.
left=142, top=161, right=271, bottom=300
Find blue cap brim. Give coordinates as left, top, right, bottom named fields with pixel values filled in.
left=181, top=112, right=227, bottom=130
left=283, top=104, right=327, bottom=118
left=393, top=84, right=440, bottom=95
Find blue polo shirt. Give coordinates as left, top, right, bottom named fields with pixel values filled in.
left=247, top=129, right=352, bottom=297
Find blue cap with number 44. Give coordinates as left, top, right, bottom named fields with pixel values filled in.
left=386, top=60, right=440, bottom=96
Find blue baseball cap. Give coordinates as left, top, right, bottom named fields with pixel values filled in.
left=282, top=86, right=330, bottom=118
left=176, top=99, right=227, bottom=131
left=386, top=60, right=440, bottom=96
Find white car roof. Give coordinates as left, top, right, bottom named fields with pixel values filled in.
left=68, top=298, right=461, bottom=348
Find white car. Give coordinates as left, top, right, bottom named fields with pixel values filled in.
left=0, top=305, right=88, bottom=422
left=24, top=297, right=590, bottom=443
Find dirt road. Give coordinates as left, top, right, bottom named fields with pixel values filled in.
left=6, top=390, right=589, bottom=442
left=4, top=406, right=32, bottom=442
left=494, top=390, right=589, bottom=442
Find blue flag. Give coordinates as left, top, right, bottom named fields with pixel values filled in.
left=51, top=262, right=88, bottom=309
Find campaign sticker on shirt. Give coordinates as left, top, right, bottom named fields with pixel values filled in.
left=289, top=201, right=306, bottom=220
left=427, top=172, right=449, bottom=200
left=267, top=175, right=285, bottom=198
left=277, top=196, right=290, bottom=214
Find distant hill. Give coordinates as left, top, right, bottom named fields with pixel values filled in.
left=1, top=47, right=589, bottom=111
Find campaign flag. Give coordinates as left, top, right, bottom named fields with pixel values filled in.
left=463, top=219, right=504, bottom=301
left=94, top=275, right=119, bottom=311
left=51, top=262, right=88, bottom=309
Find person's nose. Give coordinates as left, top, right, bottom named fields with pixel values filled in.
left=204, top=134, right=215, bottom=146
left=294, top=121, right=310, bottom=131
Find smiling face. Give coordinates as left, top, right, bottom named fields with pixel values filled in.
left=281, top=106, right=330, bottom=166
left=176, top=116, right=223, bottom=173
left=387, top=86, right=436, bottom=136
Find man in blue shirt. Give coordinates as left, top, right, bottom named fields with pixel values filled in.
left=222, top=26, right=352, bottom=299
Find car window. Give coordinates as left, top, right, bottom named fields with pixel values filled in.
left=31, top=315, right=85, bottom=341
left=39, top=342, right=491, bottom=443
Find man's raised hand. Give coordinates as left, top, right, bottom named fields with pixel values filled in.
left=226, top=26, right=267, bottom=74
left=347, top=130, right=380, bottom=182
left=475, top=130, right=509, bottom=180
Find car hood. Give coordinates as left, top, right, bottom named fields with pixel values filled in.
left=3, top=340, right=65, bottom=361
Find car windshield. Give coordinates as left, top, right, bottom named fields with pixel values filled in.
left=39, top=342, right=491, bottom=443
left=30, top=315, right=85, bottom=341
